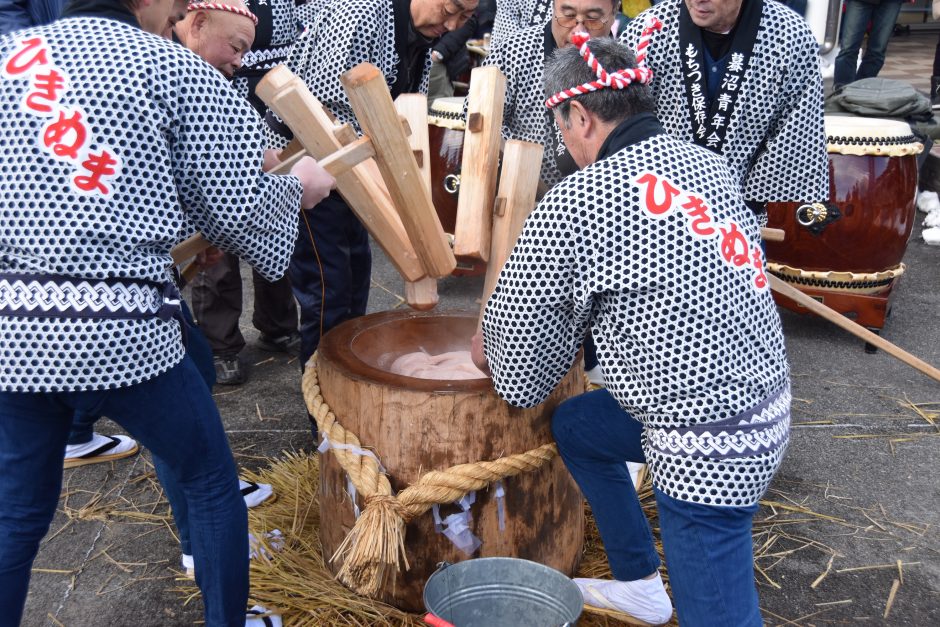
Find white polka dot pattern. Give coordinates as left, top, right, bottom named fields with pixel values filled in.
left=621, top=0, right=828, bottom=203
left=482, top=132, right=790, bottom=506
left=266, top=0, right=431, bottom=148
left=491, top=0, right=553, bottom=48
left=0, top=18, right=302, bottom=392
left=483, top=22, right=566, bottom=188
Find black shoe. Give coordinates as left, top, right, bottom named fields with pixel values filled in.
left=214, top=355, right=245, bottom=385
left=931, top=76, right=940, bottom=110
left=256, top=331, right=301, bottom=356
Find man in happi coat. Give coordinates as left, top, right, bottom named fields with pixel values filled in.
left=620, top=0, right=828, bottom=224
left=0, top=0, right=333, bottom=623
left=186, top=0, right=313, bottom=387
left=473, top=36, right=790, bottom=626
left=484, top=0, right=631, bottom=190
left=265, top=0, right=477, bottom=379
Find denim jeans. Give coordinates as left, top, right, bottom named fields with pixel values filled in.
left=552, top=389, right=763, bottom=626
left=834, top=0, right=904, bottom=88
left=67, top=301, right=216, bottom=445
left=64, top=302, right=215, bottom=559
left=0, top=357, right=248, bottom=626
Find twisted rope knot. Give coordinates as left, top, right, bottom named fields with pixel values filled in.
left=545, top=27, right=658, bottom=109
left=365, top=493, right=413, bottom=523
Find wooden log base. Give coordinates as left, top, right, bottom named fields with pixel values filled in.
left=316, top=310, right=584, bottom=611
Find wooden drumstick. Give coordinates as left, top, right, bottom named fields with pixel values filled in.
left=768, top=275, right=940, bottom=384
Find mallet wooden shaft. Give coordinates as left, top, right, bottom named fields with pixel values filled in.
left=341, top=63, right=456, bottom=278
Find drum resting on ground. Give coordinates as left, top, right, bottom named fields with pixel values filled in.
left=766, top=115, right=923, bottom=330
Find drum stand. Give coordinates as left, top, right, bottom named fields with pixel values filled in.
left=768, top=280, right=898, bottom=353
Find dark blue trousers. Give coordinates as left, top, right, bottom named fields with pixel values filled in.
left=0, top=358, right=248, bottom=627
left=288, top=192, right=371, bottom=369
left=552, top=389, right=762, bottom=626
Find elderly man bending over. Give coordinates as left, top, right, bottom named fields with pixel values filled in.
left=473, top=36, right=790, bottom=627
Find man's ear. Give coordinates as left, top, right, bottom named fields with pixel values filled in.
left=190, top=11, right=209, bottom=35
left=569, top=100, right=592, bottom=135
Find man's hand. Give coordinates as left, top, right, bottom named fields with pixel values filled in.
left=262, top=148, right=282, bottom=172
left=470, top=331, right=492, bottom=377
left=291, top=156, right=336, bottom=209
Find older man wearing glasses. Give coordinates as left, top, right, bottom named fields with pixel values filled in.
left=482, top=0, right=624, bottom=189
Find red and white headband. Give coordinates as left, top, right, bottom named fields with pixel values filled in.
left=187, top=2, right=259, bottom=26
left=545, top=17, right=663, bottom=110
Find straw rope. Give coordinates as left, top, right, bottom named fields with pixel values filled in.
left=300, top=353, right=560, bottom=597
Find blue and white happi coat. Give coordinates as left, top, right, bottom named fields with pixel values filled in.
left=482, top=115, right=791, bottom=507
left=0, top=16, right=302, bottom=392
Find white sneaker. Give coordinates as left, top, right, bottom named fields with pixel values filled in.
left=575, top=572, right=673, bottom=625
left=64, top=433, right=139, bottom=468
left=181, top=553, right=195, bottom=578
left=626, top=461, right=646, bottom=491
left=182, top=530, right=284, bottom=578
left=240, top=479, right=275, bottom=508
left=246, top=605, right=282, bottom=627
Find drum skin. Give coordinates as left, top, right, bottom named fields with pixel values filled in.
left=767, top=152, right=918, bottom=274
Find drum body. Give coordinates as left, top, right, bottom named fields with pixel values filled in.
left=428, top=97, right=486, bottom=276
left=766, top=116, right=922, bottom=328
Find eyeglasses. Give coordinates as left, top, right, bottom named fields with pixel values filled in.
left=553, top=12, right=613, bottom=31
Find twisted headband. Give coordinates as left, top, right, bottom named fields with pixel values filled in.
left=545, top=17, right=663, bottom=110
left=187, top=1, right=259, bottom=26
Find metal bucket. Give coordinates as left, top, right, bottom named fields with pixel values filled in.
left=423, top=558, right=583, bottom=626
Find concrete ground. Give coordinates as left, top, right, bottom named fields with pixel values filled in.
left=20, top=30, right=940, bottom=627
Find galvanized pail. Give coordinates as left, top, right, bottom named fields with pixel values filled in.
left=423, top=557, right=583, bottom=626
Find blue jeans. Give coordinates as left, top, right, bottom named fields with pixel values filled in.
left=0, top=358, right=248, bottom=626
left=65, top=302, right=215, bottom=559
left=68, top=302, right=216, bottom=444
left=834, top=0, right=904, bottom=88
left=552, top=389, right=762, bottom=626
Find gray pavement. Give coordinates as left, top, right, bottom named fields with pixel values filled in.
left=22, top=219, right=939, bottom=626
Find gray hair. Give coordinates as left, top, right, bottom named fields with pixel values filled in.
left=544, top=37, right=655, bottom=125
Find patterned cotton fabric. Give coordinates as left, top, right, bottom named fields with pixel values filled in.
left=294, top=0, right=330, bottom=30
left=267, top=0, right=430, bottom=147
left=491, top=0, right=552, bottom=48
left=621, top=0, right=828, bottom=203
left=0, top=18, right=302, bottom=392
left=482, top=21, right=567, bottom=188
left=482, top=129, right=790, bottom=506
left=231, top=0, right=302, bottom=102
